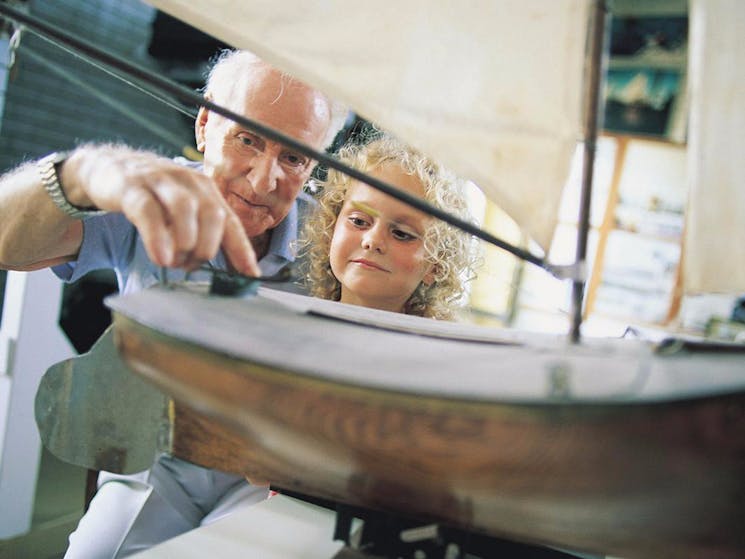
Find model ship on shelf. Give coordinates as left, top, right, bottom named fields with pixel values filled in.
left=22, top=0, right=745, bottom=557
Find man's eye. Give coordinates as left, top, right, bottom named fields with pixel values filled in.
left=281, top=152, right=308, bottom=168
left=238, top=133, right=260, bottom=148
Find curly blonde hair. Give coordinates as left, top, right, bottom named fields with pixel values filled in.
left=297, top=135, right=479, bottom=320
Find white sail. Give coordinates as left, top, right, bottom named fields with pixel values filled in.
left=684, top=0, right=745, bottom=294
left=146, top=0, right=591, bottom=251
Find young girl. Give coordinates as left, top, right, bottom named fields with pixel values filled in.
left=298, top=135, right=480, bottom=320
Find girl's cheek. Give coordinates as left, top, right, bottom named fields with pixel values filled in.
left=396, top=249, right=427, bottom=273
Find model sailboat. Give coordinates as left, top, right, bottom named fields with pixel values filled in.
left=21, top=0, right=745, bottom=557
left=104, top=0, right=745, bottom=557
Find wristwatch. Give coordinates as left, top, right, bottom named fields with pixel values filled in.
left=38, top=151, right=106, bottom=219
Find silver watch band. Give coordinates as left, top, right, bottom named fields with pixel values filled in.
left=39, top=151, right=107, bottom=220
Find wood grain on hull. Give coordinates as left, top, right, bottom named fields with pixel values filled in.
left=113, top=313, right=745, bottom=559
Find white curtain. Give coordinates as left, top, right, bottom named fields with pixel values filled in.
left=684, top=0, right=745, bottom=294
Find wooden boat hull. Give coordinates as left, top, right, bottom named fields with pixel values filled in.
left=109, top=287, right=745, bottom=558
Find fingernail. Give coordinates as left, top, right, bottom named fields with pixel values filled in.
left=247, top=263, right=261, bottom=277
left=159, top=237, right=173, bottom=266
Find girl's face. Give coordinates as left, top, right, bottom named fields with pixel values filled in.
left=329, top=163, right=434, bottom=313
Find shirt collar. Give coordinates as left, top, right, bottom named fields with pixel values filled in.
left=266, top=200, right=298, bottom=264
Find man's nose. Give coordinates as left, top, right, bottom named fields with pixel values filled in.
left=362, top=225, right=386, bottom=253
left=246, top=151, right=282, bottom=194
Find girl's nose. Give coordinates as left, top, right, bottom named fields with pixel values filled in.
left=361, top=225, right=386, bottom=253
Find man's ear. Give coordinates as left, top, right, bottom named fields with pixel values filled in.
left=195, top=93, right=213, bottom=153
left=195, top=106, right=209, bottom=153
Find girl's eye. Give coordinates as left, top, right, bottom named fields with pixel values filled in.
left=348, top=216, right=369, bottom=228
left=392, top=228, right=417, bottom=241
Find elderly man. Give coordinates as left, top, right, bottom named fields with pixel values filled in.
left=0, top=50, right=347, bottom=557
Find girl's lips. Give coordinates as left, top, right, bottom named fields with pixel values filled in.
left=351, top=258, right=388, bottom=272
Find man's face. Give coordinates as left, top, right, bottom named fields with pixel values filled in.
left=196, top=70, right=330, bottom=239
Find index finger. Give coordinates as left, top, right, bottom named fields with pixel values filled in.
left=221, top=209, right=261, bottom=277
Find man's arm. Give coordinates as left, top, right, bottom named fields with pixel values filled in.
left=0, top=156, right=82, bottom=271
left=0, top=144, right=260, bottom=275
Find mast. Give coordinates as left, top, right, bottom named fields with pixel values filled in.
left=570, top=0, right=609, bottom=343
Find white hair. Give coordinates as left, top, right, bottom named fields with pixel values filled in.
left=204, top=49, right=348, bottom=148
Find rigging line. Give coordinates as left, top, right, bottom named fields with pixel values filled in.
left=0, top=4, right=554, bottom=274
left=21, top=45, right=192, bottom=157
left=30, top=29, right=197, bottom=121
